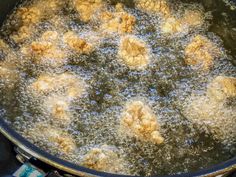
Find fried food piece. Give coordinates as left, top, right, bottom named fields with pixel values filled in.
left=118, top=36, right=149, bottom=70
left=81, top=145, right=126, bottom=173
left=182, top=10, right=203, bottom=27
left=0, top=44, right=19, bottom=88
left=100, top=8, right=136, bottom=34
left=63, top=31, right=93, bottom=54
left=11, top=26, right=34, bottom=44
left=120, top=100, right=164, bottom=144
left=30, top=72, right=85, bottom=99
left=39, top=0, right=64, bottom=14
left=32, top=124, right=76, bottom=154
left=0, top=39, right=10, bottom=52
left=161, top=10, right=203, bottom=34
left=207, top=76, right=236, bottom=102
left=41, top=30, right=59, bottom=41
left=44, top=95, right=72, bottom=124
left=21, top=31, right=66, bottom=66
left=73, top=0, right=104, bottom=22
left=185, top=35, right=221, bottom=70
left=136, top=0, right=171, bottom=18
left=0, top=62, right=19, bottom=88
left=16, top=7, right=42, bottom=25
left=161, top=17, right=183, bottom=34
left=184, top=95, right=236, bottom=144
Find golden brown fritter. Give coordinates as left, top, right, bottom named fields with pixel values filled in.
left=184, top=95, right=236, bottom=144
left=185, top=35, right=221, bottom=70
left=100, top=6, right=136, bottom=34
left=63, top=31, right=93, bottom=54
left=81, top=145, right=127, bottom=173
left=73, top=0, right=104, bottom=22
left=118, top=36, right=149, bottom=70
left=136, top=0, right=171, bottom=18
left=31, top=124, right=76, bottom=154
left=161, top=17, right=183, bottom=34
left=11, top=26, right=34, bottom=44
left=21, top=30, right=67, bottom=66
left=161, top=10, right=203, bottom=34
left=120, top=100, right=164, bottom=144
left=44, top=95, right=72, bottom=124
left=0, top=63, right=19, bottom=88
left=30, top=72, right=85, bottom=99
left=182, top=10, right=203, bottom=27
left=16, top=7, right=42, bottom=25
left=207, top=76, right=236, bottom=102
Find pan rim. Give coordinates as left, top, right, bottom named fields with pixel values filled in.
left=0, top=118, right=235, bottom=177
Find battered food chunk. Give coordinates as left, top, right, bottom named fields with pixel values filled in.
left=16, top=7, right=42, bottom=25
left=118, top=36, right=149, bottom=70
left=100, top=7, right=136, bottom=34
left=38, top=0, right=64, bottom=15
left=185, top=35, right=221, bottom=70
left=73, top=0, right=104, bottom=22
left=32, top=124, right=76, bottom=154
left=184, top=95, right=236, bottom=144
left=0, top=62, right=19, bottom=88
left=11, top=26, right=34, bottom=44
left=30, top=72, right=85, bottom=99
left=161, top=10, right=203, bottom=34
left=0, top=45, right=19, bottom=88
left=81, top=145, right=127, bottom=173
left=207, top=76, right=236, bottom=102
left=0, top=39, right=10, bottom=53
left=48, top=129, right=76, bottom=154
left=136, top=0, right=171, bottom=18
left=63, top=31, right=93, bottom=54
left=182, top=10, right=203, bottom=27
left=120, top=100, right=164, bottom=144
left=161, top=17, right=183, bottom=34
left=44, top=95, right=72, bottom=124
left=21, top=31, right=67, bottom=66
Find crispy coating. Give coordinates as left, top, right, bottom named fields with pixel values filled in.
left=100, top=7, right=136, bottom=34
left=81, top=145, right=126, bottom=173
left=16, top=7, right=42, bottom=25
left=11, top=26, right=34, bottom=44
left=185, top=35, right=221, bottom=70
left=0, top=63, right=19, bottom=88
left=39, top=0, right=64, bottom=14
left=74, top=0, right=104, bottom=22
left=0, top=42, right=19, bottom=87
left=136, top=0, right=171, bottom=18
left=118, top=36, right=149, bottom=69
left=32, top=124, right=76, bottom=154
left=184, top=95, right=236, bottom=144
left=120, top=100, right=164, bottom=144
left=0, top=39, right=10, bottom=52
left=161, top=10, right=203, bottom=34
left=182, top=10, right=203, bottom=27
left=21, top=31, right=67, bottom=66
left=44, top=95, right=72, bottom=124
left=207, top=76, right=236, bottom=102
left=30, top=72, right=85, bottom=99
left=63, top=31, right=93, bottom=54
left=161, top=17, right=183, bottom=34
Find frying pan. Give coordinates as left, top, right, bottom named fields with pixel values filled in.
left=0, top=0, right=236, bottom=176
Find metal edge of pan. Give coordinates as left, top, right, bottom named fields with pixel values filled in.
left=0, top=119, right=236, bottom=177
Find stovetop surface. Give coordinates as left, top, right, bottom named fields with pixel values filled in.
left=0, top=133, right=235, bottom=177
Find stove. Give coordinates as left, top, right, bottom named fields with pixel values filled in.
left=0, top=133, right=235, bottom=177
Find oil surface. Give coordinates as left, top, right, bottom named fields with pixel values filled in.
left=0, top=0, right=236, bottom=176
